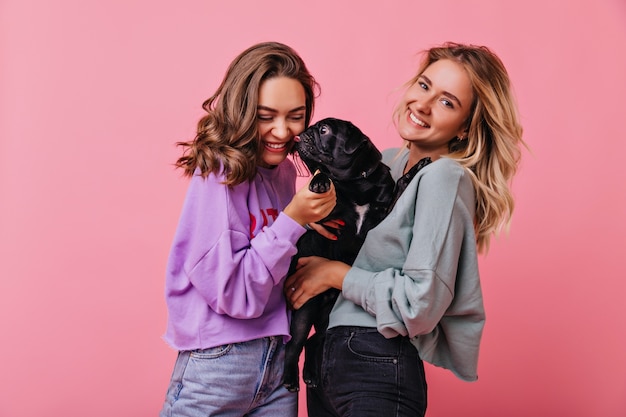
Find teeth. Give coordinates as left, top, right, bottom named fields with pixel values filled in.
left=266, top=142, right=286, bottom=149
left=409, top=112, right=428, bottom=127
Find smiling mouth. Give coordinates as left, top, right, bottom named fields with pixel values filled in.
left=409, top=112, right=430, bottom=128
left=264, top=142, right=288, bottom=151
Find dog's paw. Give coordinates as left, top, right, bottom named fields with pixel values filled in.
left=309, top=171, right=332, bottom=194
left=282, top=369, right=301, bottom=392
left=303, top=368, right=320, bottom=388
left=282, top=380, right=300, bottom=393
left=303, top=377, right=319, bottom=389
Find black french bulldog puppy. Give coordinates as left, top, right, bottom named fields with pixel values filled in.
left=282, top=118, right=395, bottom=392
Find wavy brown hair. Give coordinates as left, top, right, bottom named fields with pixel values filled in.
left=175, top=42, right=320, bottom=185
left=396, top=42, right=527, bottom=252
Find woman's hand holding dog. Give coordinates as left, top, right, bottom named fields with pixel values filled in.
left=306, top=220, right=344, bottom=240
left=285, top=256, right=350, bottom=309
left=284, top=179, right=336, bottom=227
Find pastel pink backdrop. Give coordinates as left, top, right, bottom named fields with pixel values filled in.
left=1, top=0, right=625, bottom=416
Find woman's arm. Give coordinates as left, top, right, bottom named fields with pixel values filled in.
left=285, top=160, right=473, bottom=340
left=169, top=173, right=334, bottom=319
left=342, top=160, right=471, bottom=338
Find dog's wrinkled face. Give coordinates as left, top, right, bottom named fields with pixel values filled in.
left=296, top=118, right=382, bottom=181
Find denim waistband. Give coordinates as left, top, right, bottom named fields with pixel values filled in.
left=328, top=325, right=410, bottom=340
left=328, top=325, right=379, bottom=334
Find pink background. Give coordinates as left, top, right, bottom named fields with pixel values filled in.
left=1, top=0, right=625, bottom=416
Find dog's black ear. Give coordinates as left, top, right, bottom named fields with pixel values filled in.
left=340, top=122, right=382, bottom=164
left=341, top=121, right=368, bottom=154
left=341, top=142, right=383, bottom=179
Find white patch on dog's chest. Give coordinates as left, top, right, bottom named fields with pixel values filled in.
left=354, top=203, right=370, bottom=235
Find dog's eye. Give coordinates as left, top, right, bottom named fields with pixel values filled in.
left=319, top=125, right=331, bottom=135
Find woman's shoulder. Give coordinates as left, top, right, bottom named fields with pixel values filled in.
left=422, top=157, right=467, bottom=177
left=419, top=157, right=472, bottom=194
left=382, top=147, right=407, bottom=178
left=382, top=147, right=404, bottom=163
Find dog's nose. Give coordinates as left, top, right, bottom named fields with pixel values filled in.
left=294, top=136, right=301, bottom=142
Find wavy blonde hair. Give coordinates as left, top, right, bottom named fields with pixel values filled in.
left=175, top=42, right=320, bottom=186
left=398, top=42, right=526, bottom=252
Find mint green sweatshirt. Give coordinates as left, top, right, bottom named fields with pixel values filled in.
left=328, top=148, right=485, bottom=381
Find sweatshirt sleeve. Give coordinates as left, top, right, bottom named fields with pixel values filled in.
left=342, top=160, right=470, bottom=338
left=166, top=171, right=305, bottom=319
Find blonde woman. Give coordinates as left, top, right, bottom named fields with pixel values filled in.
left=286, top=42, right=525, bottom=417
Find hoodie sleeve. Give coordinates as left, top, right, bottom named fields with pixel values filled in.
left=341, top=159, right=470, bottom=338
left=166, top=170, right=305, bottom=319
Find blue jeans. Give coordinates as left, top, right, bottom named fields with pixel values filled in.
left=160, top=336, right=297, bottom=417
left=307, top=326, right=427, bottom=417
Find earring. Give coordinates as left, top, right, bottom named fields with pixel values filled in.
left=448, top=135, right=468, bottom=153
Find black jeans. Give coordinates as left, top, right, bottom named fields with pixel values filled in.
left=307, top=326, right=427, bottom=417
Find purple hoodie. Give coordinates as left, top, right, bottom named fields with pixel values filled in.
left=163, top=160, right=306, bottom=351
